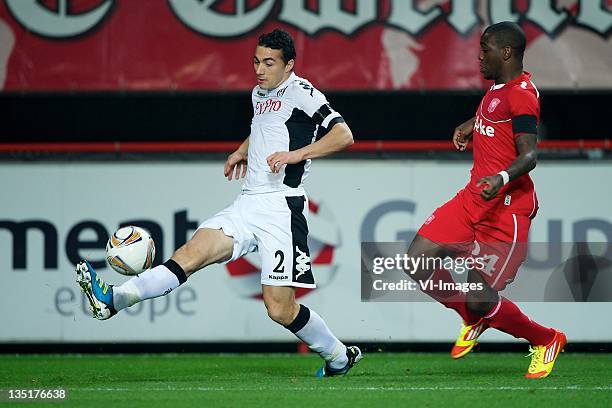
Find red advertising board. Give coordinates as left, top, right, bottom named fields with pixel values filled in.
left=0, top=0, right=610, bottom=91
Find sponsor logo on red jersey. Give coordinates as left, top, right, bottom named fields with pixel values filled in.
left=474, top=116, right=495, bottom=138
left=488, top=98, right=501, bottom=113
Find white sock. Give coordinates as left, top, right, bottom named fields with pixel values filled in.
left=113, top=262, right=185, bottom=311
left=288, top=305, right=348, bottom=369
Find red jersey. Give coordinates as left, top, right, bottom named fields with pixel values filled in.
left=467, top=72, right=540, bottom=218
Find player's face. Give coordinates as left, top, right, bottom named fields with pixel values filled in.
left=253, top=46, right=294, bottom=90
left=479, top=34, right=503, bottom=81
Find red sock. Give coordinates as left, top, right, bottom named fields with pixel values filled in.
left=421, top=268, right=480, bottom=325
left=484, top=297, right=555, bottom=345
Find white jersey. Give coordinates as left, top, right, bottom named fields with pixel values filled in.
left=242, top=72, right=344, bottom=195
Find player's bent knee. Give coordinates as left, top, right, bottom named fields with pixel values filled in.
left=171, top=244, right=199, bottom=276
left=265, top=304, right=295, bottom=326
left=466, top=299, right=486, bottom=317
left=264, top=298, right=298, bottom=326
left=405, top=234, right=446, bottom=281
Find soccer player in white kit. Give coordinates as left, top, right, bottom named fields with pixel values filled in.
left=76, top=29, right=361, bottom=377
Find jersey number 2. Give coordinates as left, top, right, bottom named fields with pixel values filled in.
left=273, top=250, right=285, bottom=272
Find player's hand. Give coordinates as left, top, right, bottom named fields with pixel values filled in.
left=224, top=150, right=248, bottom=181
left=453, top=118, right=475, bottom=151
left=266, top=151, right=303, bottom=173
left=477, top=175, right=504, bottom=201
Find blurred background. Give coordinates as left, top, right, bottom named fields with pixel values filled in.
left=0, top=0, right=611, bottom=352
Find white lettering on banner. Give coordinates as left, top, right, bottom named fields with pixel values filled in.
left=525, top=0, right=570, bottom=35
left=488, top=0, right=520, bottom=24
left=6, top=1, right=610, bottom=39
left=576, top=0, right=612, bottom=34
left=447, top=0, right=480, bottom=35
left=387, top=1, right=443, bottom=36
left=5, top=0, right=113, bottom=38
left=279, top=0, right=377, bottom=35
left=168, top=0, right=276, bottom=37
left=166, top=1, right=611, bottom=38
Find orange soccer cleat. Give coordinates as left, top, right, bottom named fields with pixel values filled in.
left=451, top=318, right=489, bottom=359
left=525, top=330, right=567, bottom=379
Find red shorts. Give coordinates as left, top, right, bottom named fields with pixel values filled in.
left=418, top=189, right=531, bottom=291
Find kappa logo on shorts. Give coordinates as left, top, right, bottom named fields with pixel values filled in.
left=224, top=198, right=339, bottom=300
left=424, top=214, right=435, bottom=225
left=268, top=274, right=288, bottom=280
left=294, top=246, right=311, bottom=279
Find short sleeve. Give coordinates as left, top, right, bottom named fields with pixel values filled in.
left=508, top=87, right=540, bottom=137
left=293, top=80, right=342, bottom=128
left=508, top=87, right=539, bottom=120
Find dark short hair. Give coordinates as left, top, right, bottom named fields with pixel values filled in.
left=257, top=29, right=296, bottom=64
left=483, top=22, right=526, bottom=57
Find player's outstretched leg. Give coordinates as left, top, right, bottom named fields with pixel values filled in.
left=76, top=258, right=188, bottom=320
left=262, top=286, right=362, bottom=377
left=77, top=228, right=233, bottom=319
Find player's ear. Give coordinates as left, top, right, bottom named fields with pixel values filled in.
left=503, top=46, right=512, bottom=61
left=285, top=59, right=295, bottom=73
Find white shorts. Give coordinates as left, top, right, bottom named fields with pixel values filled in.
left=197, top=192, right=315, bottom=288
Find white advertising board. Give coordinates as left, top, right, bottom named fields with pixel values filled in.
left=1, top=160, right=610, bottom=342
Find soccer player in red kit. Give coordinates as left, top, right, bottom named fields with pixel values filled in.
left=405, top=22, right=565, bottom=378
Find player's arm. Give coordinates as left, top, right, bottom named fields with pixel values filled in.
left=224, top=136, right=249, bottom=181
left=453, top=117, right=476, bottom=151
left=266, top=82, right=353, bottom=172
left=478, top=132, right=538, bottom=201
left=478, top=88, right=539, bottom=201
left=299, top=121, right=354, bottom=160
left=267, top=122, right=353, bottom=172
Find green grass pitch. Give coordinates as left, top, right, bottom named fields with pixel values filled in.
left=0, top=353, right=610, bottom=407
